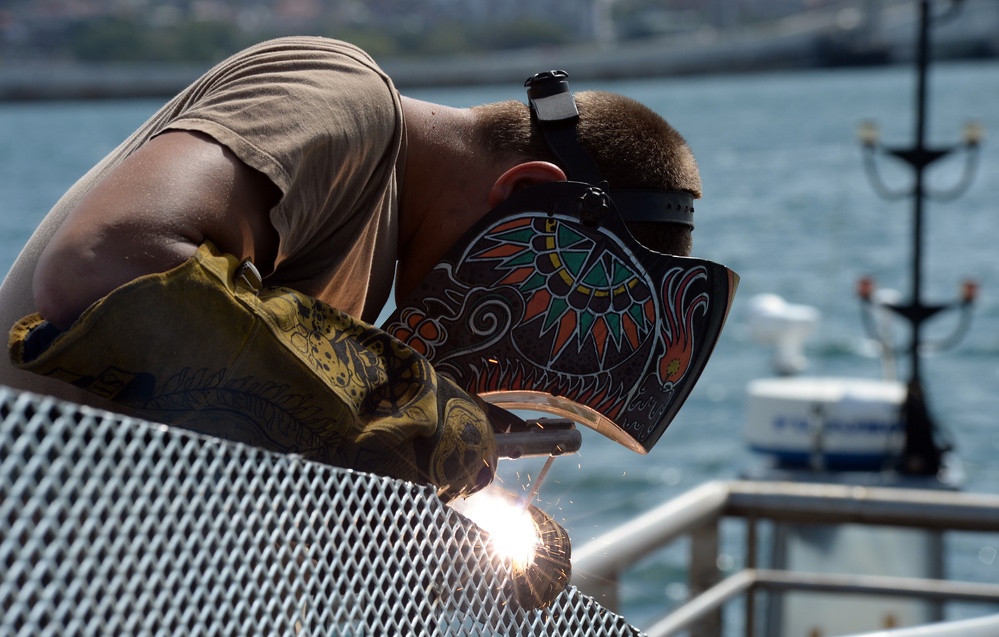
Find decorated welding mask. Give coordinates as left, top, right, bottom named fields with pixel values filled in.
left=382, top=71, right=738, bottom=453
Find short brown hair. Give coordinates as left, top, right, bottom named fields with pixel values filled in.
left=473, top=91, right=699, bottom=255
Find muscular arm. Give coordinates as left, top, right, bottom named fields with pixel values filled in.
left=33, top=130, right=281, bottom=329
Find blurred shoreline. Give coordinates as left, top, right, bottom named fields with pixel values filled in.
left=0, top=43, right=899, bottom=102
left=2, top=15, right=996, bottom=102
left=0, top=35, right=812, bottom=102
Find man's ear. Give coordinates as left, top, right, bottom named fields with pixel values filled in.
left=488, top=161, right=566, bottom=209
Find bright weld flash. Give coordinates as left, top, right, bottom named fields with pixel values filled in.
left=455, top=490, right=539, bottom=568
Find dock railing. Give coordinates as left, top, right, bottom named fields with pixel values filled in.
left=572, top=479, right=999, bottom=637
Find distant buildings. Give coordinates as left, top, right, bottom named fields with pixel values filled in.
left=1, top=0, right=883, bottom=62
left=0, top=0, right=995, bottom=90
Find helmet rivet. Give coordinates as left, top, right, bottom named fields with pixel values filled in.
left=578, top=187, right=609, bottom=227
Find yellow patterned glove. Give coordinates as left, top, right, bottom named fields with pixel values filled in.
left=9, top=242, right=497, bottom=501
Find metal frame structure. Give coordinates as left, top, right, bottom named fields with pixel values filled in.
left=573, top=480, right=999, bottom=637
left=1, top=385, right=642, bottom=636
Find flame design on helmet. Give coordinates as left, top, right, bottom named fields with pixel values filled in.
left=657, top=267, right=711, bottom=386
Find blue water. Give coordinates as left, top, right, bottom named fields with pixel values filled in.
left=2, top=60, right=998, bottom=626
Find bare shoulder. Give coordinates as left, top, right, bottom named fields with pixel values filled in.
left=32, top=129, right=280, bottom=328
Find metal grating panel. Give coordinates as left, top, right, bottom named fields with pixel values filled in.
left=0, top=385, right=643, bottom=636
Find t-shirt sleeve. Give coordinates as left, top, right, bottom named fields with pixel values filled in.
left=162, top=37, right=403, bottom=270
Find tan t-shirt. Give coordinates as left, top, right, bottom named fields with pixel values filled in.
left=0, top=37, right=405, bottom=408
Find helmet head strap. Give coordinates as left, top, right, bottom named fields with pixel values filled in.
left=525, top=70, right=695, bottom=229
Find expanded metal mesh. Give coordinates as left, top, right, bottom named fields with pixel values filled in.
left=1, top=385, right=643, bottom=636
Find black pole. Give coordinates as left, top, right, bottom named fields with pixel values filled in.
left=909, top=0, right=929, bottom=386
left=860, top=0, right=977, bottom=475
left=899, top=0, right=940, bottom=475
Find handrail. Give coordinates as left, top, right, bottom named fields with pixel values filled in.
left=572, top=479, right=999, bottom=637
left=842, top=612, right=999, bottom=637
left=724, top=480, right=999, bottom=531
left=644, top=569, right=999, bottom=637
left=572, top=481, right=729, bottom=573
left=570, top=480, right=729, bottom=610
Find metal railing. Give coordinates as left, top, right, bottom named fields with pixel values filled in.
left=842, top=612, right=999, bottom=637
left=6, top=381, right=999, bottom=636
left=1, top=386, right=642, bottom=637
left=572, top=480, right=999, bottom=637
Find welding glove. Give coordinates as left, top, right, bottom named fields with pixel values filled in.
left=9, top=241, right=497, bottom=502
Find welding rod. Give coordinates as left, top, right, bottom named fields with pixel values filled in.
left=522, top=454, right=557, bottom=507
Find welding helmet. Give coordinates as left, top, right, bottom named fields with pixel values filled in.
left=382, top=71, right=738, bottom=453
